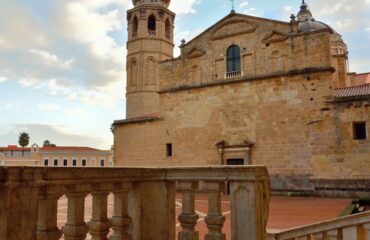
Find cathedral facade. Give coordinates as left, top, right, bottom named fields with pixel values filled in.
left=113, top=0, right=370, bottom=196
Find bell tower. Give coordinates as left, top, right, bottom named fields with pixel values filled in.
left=126, top=0, right=175, bottom=119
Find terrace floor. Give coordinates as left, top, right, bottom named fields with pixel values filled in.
left=57, top=194, right=352, bottom=239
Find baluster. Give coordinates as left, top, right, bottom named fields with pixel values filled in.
left=87, top=186, right=111, bottom=240
left=62, top=189, right=89, bottom=240
left=306, top=234, right=315, bottom=240
left=110, top=182, right=133, bottom=240
left=337, top=228, right=343, bottom=240
left=358, top=224, right=370, bottom=240
left=177, top=182, right=199, bottom=240
left=203, top=182, right=226, bottom=240
left=37, top=187, right=62, bottom=240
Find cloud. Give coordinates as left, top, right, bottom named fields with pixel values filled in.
left=38, top=103, right=61, bottom=112
left=170, top=0, right=201, bottom=15
left=0, top=77, right=7, bottom=83
left=239, top=2, right=249, bottom=8
left=310, top=0, right=370, bottom=32
left=284, top=6, right=292, bottom=12
left=29, top=49, right=74, bottom=70
left=366, top=28, right=370, bottom=32
left=0, top=124, right=111, bottom=149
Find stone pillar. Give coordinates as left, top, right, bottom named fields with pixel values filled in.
left=37, top=187, right=62, bottom=240
left=62, top=191, right=89, bottom=240
left=0, top=168, right=40, bottom=240
left=132, top=181, right=176, bottom=240
left=88, top=190, right=111, bottom=240
left=110, top=183, right=133, bottom=240
left=229, top=181, right=268, bottom=240
left=177, top=182, right=199, bottom=240
left=203, top=182, right=226, bottom=240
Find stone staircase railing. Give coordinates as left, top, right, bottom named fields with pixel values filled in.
left=0, top=166, right=270, bottom=240
left=270, top=211, right=370, bottom=240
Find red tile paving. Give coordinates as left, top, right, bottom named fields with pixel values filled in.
left=57, top=194, right=353, bottom=239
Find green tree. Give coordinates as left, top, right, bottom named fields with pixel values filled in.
left=18, top=132, right=30, bottom=148
left=43, top=140, right=56, bottom=147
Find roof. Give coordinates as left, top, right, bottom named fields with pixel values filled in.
left=0, top=145, right=106, bottom=152
left=39, top=146, right=103, bottom=152
left=0, top=146, right=31, bottom=151
left=334, top=84, right=370, bottom=98
left=355, top=72, right=370, bottom=86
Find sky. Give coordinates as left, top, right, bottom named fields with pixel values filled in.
left=0, top=0, right=369, bottom=149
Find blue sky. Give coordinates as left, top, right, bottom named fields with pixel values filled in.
left=0, top=0, right=369, bottom=149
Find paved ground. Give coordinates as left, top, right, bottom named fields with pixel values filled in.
left=57, top=194, right=352, bottom=239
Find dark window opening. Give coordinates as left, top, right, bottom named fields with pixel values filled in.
left=72, top=159, right=77, bottom=166
left=82, top=159, right=87, bottom=166
left=166, top=143, right=172, bottom=157
left=53, top=159, right=58, bottom=166
left=148, top=15, right=156, bottom=32
left=63, top=159, right=68, bottom=166
left=227, top=159, right=244, bottom=166
left=100, top=159, right=105, bottom=167
left=227, top=45, right=241, bottom=73
left=44, top=159, right=49, bottom=166
left=353, top=122, right=367, bottom=140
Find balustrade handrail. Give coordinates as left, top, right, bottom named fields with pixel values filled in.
left=273, top=211, right=370, bottom=240
left=0, top=166, right=270, bottom=240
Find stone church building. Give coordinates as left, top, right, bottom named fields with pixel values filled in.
left=112, top=0, right=370, bottom=195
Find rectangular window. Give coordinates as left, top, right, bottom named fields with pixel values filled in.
left=100, top=159, right=105, bottom=167
left=44, top=159, right=49, bottom=166
left=166, top=143, right=172, bottom=157
left=63, top=159, right=68, bottom=166
left=82, top=159, right=87, bottom=166
left=72, top=159, right=77, bottom=166
left=353, top=122, right=367, bottom=140
left=53, top=159, right=58, bottom=166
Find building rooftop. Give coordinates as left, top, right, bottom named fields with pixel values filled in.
left=334, top=83, right=370, bottom=98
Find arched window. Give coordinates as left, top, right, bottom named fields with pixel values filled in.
left=132, top=16, right=138, bottom=37
left=227, top=45, right=241, bottom=73
left=165, top=18, right=171, bottom=39
left=148, top=15, right=156, bottom=35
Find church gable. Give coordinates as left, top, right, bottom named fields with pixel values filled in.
left=211, top=19, right=257, bottom=40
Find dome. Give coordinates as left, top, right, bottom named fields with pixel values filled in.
left=132, top=0, right=171, bottom=8
left=296, top=1, right=333, bottom=33
left=298, top=20, right=333, bottom=33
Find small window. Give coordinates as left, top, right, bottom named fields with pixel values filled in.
left=353, top=122, right=367, bottom=140
left=63, top=159, right=68, bottom=166
left=53, top=159, right=58, bottom=166
left=72, top=159, right=77, bottom=166
left=148, top=15, right=156, bottom=31
left=44, top=159, right=49, bottom=166
left=82, top=159, right=87, bottom=166
left=166, top=143, right=172, bottom=157
left=100, top=159, right=105, bottom=167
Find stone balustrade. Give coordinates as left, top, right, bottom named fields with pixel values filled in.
left=0, top=166, right=270, bottom=240
left=225, top=71, right=242, bottom=79
left=147, top=30, right=156, bottom=36
left=271, top=211, right=370, bottom=240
